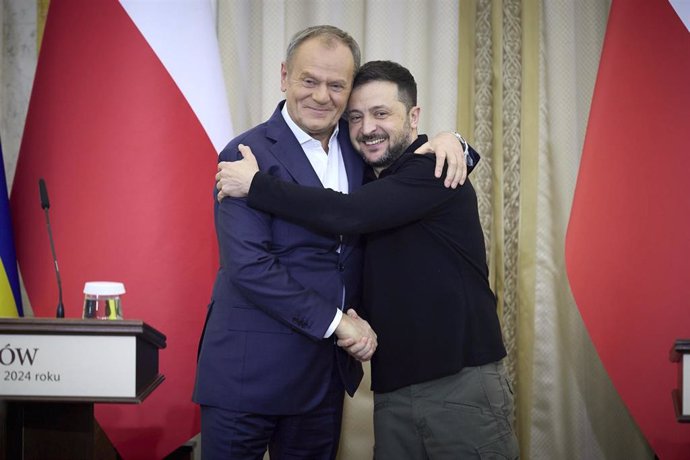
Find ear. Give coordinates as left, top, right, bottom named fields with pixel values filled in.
left=280, top=62, right=288, bottom=92
left=409, top=106, right=421, bottom=129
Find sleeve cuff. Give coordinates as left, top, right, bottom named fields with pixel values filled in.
left=324, top=309, right=343, bottom=338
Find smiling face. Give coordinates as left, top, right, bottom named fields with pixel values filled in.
left=347, top=80, right=419, bottom=174
left=281, top=37, right=355, bottom=148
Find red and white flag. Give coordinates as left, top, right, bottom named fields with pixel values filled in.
left=566, top=1, right=690, bottom=458
left=10, top=1, right=232, bottom=458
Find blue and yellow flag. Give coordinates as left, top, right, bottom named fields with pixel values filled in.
left=1, top=140, right=22, bottom=317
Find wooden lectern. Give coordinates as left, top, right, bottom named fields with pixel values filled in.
left=0, top=318, right=166, bottom=460
left=670, top=339, right=690, bottom=422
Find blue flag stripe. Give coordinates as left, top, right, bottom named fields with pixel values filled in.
left=1, top=139, right=23, bottom=316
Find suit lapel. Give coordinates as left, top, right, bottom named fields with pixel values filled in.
left=264, top=104, right=324, bottom=188
left=337, top=119, right=365, bottom=259
left=338, top=119, right=365, bottom=193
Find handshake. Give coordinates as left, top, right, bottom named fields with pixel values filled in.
left=334, top=309, right=378, bottom=362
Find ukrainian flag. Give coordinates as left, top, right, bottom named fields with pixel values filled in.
left=1, top=140, right=22, bottom=317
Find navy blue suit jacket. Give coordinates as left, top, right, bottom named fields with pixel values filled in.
left=193, top=102, right=365, bottom=415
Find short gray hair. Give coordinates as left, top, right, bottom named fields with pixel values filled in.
left=285, top=25, right=361, bottom=77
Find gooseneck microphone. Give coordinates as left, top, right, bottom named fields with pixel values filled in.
left=39, top=178, right=64, bottom=318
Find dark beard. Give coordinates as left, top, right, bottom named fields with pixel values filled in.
left=358, top=134, right=409, bottom=170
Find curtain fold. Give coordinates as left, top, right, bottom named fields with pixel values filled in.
left=516, top=0, right=539, bottom=456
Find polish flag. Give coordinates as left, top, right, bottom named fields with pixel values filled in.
left=566, top=1, right=690, bottom=458
left=10, top=1, right=232, bottom=458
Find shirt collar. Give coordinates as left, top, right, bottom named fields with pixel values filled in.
left=281, top=102, right=340, bottom=147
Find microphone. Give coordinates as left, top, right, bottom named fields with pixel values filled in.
left=38, top=178, right=65, bottom=318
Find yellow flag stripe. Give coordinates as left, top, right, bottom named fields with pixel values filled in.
left=0, top=258, right=19, bottom=317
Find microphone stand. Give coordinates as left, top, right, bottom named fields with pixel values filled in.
left=39, top=178, right=64, bottom=319
left=42, top=206, right=64, bottom=318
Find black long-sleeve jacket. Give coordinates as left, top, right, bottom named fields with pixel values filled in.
left=247, top=135, right=506, bottom=392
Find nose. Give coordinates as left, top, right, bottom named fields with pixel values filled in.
left=361, top=114, right=377, bottom=134
left=311, top=83, right=329, bottom=104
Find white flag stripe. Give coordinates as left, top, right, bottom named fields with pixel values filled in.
left=119, top=0, right=233, bottom=153
left=670, top=0, right=690, bottom=32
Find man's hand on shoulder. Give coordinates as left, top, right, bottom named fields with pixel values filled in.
left=415, top=131, right=468, bottom=189
left=216, top=144, right=260, bottom=202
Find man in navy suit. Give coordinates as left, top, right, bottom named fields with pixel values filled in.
left=194, top=25, right=467, bottom=459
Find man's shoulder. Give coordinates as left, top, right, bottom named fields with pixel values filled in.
left=394, top=152, right=438, bottom=175
left=391, top=153, right=473, bottom=193
left=218, top=103, right=289, bottom=160
left=218, top=121, right=275, bottom=161
left=232, top=118, right=273, bottom=144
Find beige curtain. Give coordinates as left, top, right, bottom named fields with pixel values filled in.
left=216, top=0, right=460, bottom=138
left=0, top=0, right=658, bottom=458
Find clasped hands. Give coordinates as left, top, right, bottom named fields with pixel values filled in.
left=334, top=308, right=377, bottom=362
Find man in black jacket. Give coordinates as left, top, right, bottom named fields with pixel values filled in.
left=216, top=60, right=519, bottom=459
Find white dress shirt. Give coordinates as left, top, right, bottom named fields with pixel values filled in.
left=281, top=104, right=348, bottom=338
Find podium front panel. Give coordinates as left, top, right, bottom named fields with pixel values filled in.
left=0, top=334, right=136, bottom=398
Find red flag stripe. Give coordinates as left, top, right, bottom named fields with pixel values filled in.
left=11, top=1, right=228, bottom=458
